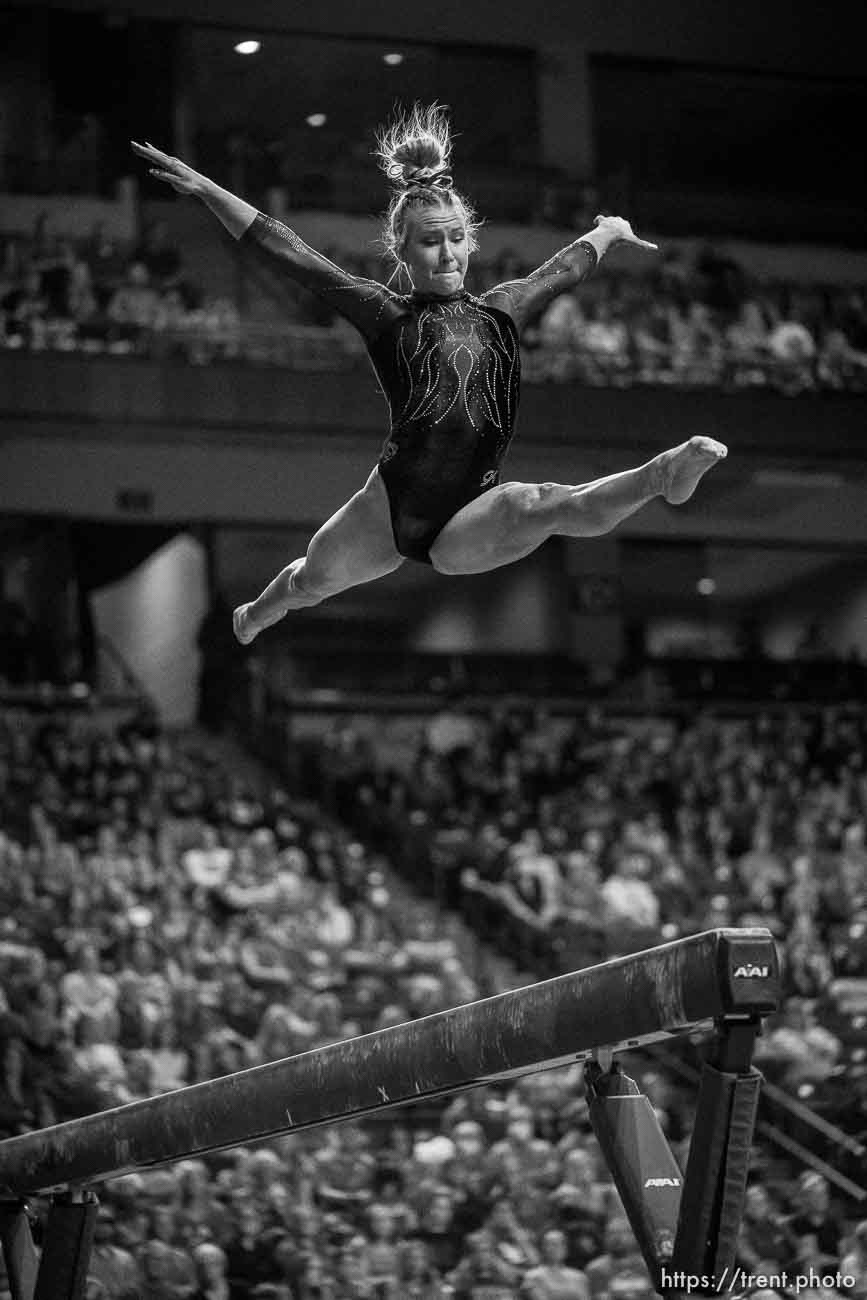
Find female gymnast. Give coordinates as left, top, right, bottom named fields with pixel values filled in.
left=132, top=105, right=726, bottom=646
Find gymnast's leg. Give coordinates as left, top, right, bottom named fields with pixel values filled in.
left=233, top=468, right=403, bottom=644
left=429, top=435, right=726, bottom=576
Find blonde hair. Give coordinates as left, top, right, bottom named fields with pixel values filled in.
left=375, top=102, right=481, bottom=267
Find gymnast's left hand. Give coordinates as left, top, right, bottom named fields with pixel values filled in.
left=130, top=140, right=209, bottom=197
left=593, top=214, right=658, bottom=252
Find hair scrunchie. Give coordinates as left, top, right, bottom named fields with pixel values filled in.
left=402, top=167, right=454, bottom=193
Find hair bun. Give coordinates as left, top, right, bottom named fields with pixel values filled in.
left=376, top=102, right=453, bottom=188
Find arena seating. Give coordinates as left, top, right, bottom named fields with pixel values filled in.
left=1, top=698, right=864, bottom=1297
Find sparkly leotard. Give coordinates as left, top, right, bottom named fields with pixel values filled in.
left=241, top=214, right=597, bottom=562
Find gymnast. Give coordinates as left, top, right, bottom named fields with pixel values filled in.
left=132, top=105, right=726, bottom=646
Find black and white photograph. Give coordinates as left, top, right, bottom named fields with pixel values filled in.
left=0, top=1, right=865, bottom=1297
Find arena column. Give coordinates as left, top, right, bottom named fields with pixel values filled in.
left=563, top=536, right=625, bottom=670
left=537, top=44, right=595, bottom=180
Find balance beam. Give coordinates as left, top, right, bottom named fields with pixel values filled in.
left=0, top=928, right=778, bottom=1196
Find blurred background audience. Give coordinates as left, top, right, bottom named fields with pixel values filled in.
left=1, top=698, right=865, bottom=1296
left=3, top=216, right=866, bottom=394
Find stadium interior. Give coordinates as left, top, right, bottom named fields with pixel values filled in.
left=1, top=1, right=866, bottom=1296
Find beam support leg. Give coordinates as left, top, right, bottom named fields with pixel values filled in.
left=0, top=1201, right=38, bottom=1300
left=33, top=1191, right=98, bottom=1300
left=670, top=1017, right=762, bottom=1290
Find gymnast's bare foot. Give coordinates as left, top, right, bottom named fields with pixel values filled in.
left=233, top=562, right=311, bottom=646
left=656, top=436, right=727, bottom=505
left=233, top=604, right=258, bottom=646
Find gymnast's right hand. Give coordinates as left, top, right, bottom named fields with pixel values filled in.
left=131, top=141, right=208, bottom=196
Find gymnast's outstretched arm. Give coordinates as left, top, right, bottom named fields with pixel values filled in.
left=482, top=214, right=658, bottom=334
left=130, top=141, right=404, bottom=338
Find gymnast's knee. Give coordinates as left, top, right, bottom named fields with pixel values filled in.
left=502, top=481, right=561, bottom=529
left=429, top=541, right=463, bottom=576
left=288, top=560, right=330, bottom=605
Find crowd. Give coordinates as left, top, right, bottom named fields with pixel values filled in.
left=3, top=214, right=867, bottom=393
left=301, top=703, right=867, bottom=1125
left=0, top=216, right=242, bottom=365
left=523, top=258, right=867, bottom=395
left=0, top=695, right=865, bottom=1298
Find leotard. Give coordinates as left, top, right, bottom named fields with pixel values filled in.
left=240, top=213, right=597, bottom=562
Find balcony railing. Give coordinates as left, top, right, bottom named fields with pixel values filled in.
left=3, top=316, right=866, bottom=397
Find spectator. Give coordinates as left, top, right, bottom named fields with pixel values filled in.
left=314, top=1123, right=377, bottom=1212
left=60, top=940, right=119, bottom=1036
left=117, top=935, right=173, bottom=1047
left=530, top=291, right=587, bottom=379
left=677, top=301, right=725, bottom=383
left=558, top=850, right=603, bottom=926
left=767, top=312, right=817, bottom=393
left=837, top=822, right=867, bottom=911
left=584, top=1214, right=648, bottom=1300
left=134, top=220, right=184, bottom=290
left=480, top=1196, right=541, bottom=1273
left=599, top=852, right=660, bottom=942
left=69, top=257, right=105, bottom=342
left=784, top=916, right=835, bottom=999
left=491, top=837, right=562, bottom=947
left=416, top=1186, right=466, bottom=1276
left=756, top=999, right=843, bottom=1090
left=138, top=1012, right=191, bottom=1093
left=369, top=1166, right=418, bottom=1238
left=136, top=1235, right=197, bottom=1300
left=80, top=221, right=129, bottom=303
left=817, top=325, right=867, bottom=388
left=191, top=1241, right=230, bottom=1300
left=183, top=826, right=234, bottom=892
left=632, top=301, right=676, bottom=381
left=725, top=299, right=770, bottom=370
left=581, top=300, right=630, bottom=381
left=35, top=236, right=78, bottom=318
left=786, top=1173, right=843, bottom=1267
left=187, top=297, right=242, bottom=364
left=152, top=287, right=193, bottom=358
left=737, top=1183, right=797, bottom=1272
left=737, top=827, right=788, bottom=912
left=1, top=267, right=49, bottom=346
left=521, top=1228, right=590, bottom=1299
left=486, top=1105, right=559, bottom=1194
left=397, top=1238, right=447, bottom=1299
left=88, top=1206, right=143, bottom=1298
left=332, top=1234, right=376, bottom=1299
left=537, top=290, right=585, bottom=353
left=839, top=1220, right=867, bottom=1300
left=70, top=1010, right=129, bottom=1102
left=448, top=1229, right=521, bottom=1299
left=547, top=1147, right=608, bottom=1268
left=223, top=1200, right=283, bottom=1296
left=106, top=261, right=161, bottom=348
left=366, top=1202, right=402, bottom=1297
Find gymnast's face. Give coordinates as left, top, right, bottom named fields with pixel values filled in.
left=402, top=202, right=469, bottom=296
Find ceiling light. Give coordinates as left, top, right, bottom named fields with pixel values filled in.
left=234, top=40, right=261, bottom=55
left=306, top=113, right=327, bottom=127
left=697, top=577, right=716, bottom=596
left=383, top=52, right=404, bottom=66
